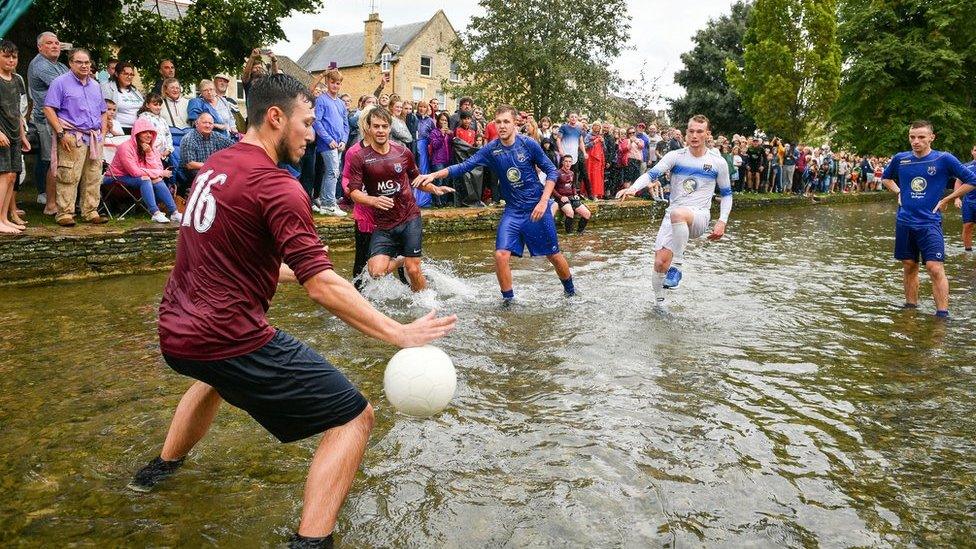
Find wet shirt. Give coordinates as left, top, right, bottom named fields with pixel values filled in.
left=648, top=147, right=732, bottom=212
left=554, top=167, right=576, bottom=198
left=558, top=123, right=583, bottom=163
left=158, top=142, right=333, bottom=360
left=0, top=74, right=24, bottom=142
left=882, top=150, right=976, bottom=227
left=346, top=141, right=421, bottom=230
left=448, top=134, right=559, bottom=213
left=962, top=160, right=976, bottom=203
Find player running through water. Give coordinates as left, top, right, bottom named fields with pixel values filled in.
left=616, top=115, right=732, bottom=305
left=881, top=120, right=976, bottom=317
left=346, top=106, right=453, bottom=292
left=128, top=75, right=456, bottom=549
left=953, top=143, right=976, bottom=252
left=414, top=105, right=575, bottom=305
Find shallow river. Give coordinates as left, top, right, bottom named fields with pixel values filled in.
left=2, top=201, right=975, bottom=547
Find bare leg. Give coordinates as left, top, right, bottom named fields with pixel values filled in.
left=0, top=175, right=22, bottom=233
left=160, top=381, right=223, bottom=461
left=925, top=260, right=949, bottom=312
left=403, top=257, right=426, bottom=292
left=494, top=249, right=513, bottom=292
left=547, top=252, right=572, bottom=280
left=43, top=169, right=57, bottom=215
left=366, top=255, right=394, bottom=278
left=963, top=222, right=974, bottom=249
left=298, top=404, right=374, bottom=537
left=902, top=260, right=919, bottom=306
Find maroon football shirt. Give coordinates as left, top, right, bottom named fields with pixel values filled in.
left=554, top=168, right=575, bottom=198
left=346, top=141, right=421, bottom=230
left=158, top=142, right=333, bottom=360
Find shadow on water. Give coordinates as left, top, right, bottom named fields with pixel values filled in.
left=1, top=201, right=975, bottom=546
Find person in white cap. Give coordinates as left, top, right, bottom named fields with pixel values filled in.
left=213, top=73, right=240, bottom=132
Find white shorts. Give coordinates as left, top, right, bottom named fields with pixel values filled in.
left=654, top=208, right=710, bottom=251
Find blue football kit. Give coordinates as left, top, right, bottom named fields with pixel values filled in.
left=882, top=150, right=976, bottom=262
left=449, top=135, right=562, bottom=257
left=961, top=160, right=976, bottom=224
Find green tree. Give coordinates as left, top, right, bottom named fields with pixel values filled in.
left=831, top=0, right=976, bottom=155
left=7, top=0, right=318, bottom=87
left=669, top=1, right=755, bottom=137
left=726, top=0, right=841, bottom=143
left=445, top=0, right=630, bottom=120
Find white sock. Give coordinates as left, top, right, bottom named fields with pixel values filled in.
left=652, top=271, right=666, bottom=301
left=671, top=221, right=689, bottom=266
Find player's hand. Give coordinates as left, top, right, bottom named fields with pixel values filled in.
left=412, top=173, right=437, bottom=188
left=934, top=198, right=952, bottom=213
left=396, top=309, right=457, bottom=348
left=432, top=185, right=454, bottom=196
left=20, top=135, right=30, bottom=153
left=954, top=198, right=963, bottom=209
left=615, top=187, right=636, bottom=200
left=531, top=199, right=548, bottom=221
left=707, top=220, right=727, bottom=241
left=371, top=196, right=395, bottom=210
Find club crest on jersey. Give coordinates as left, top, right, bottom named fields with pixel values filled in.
left=683, top=177, right=699, bottom=193
left=927, top=166, right=936, bottom=176
left=515, top=149, right=528, bottom=163
left=394, top=163, right=403, bottom=174
left=703, top=164, right=712, bottom=171
left=911, top=177, right=927, bottom=192
left=507, top=167, right=521, bottom=183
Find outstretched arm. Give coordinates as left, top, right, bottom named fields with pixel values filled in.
left=304, top=269, right=456, bottom=348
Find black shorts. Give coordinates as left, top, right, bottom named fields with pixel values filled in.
left=163, top=330, right=368, bottom=443
left=556, top=196, right=581, bottom=210
left=370, top=216, right=423, bottom=258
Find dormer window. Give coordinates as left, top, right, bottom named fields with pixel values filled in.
left=380, top=52, right=392, bottom=72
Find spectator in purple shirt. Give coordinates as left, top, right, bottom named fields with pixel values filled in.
left=428, top=111, right=453, bottom=207
left=43, top=48, right=108, bottom=226
left=311, top=68, right=349, bottom=217
left=415, top=100, right=435, bottom=174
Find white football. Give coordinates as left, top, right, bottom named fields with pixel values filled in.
left=383, top=345, right=457, bottom=417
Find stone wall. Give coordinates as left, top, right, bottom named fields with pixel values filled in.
left=0, top=193, right=894, bottom=286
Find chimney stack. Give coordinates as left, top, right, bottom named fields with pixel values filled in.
left=364, top=12, right=383, bottom=64
left=312, top=29, right=329, bottom=44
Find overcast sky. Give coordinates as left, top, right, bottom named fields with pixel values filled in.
left=273, top=0, right=737, bottom=108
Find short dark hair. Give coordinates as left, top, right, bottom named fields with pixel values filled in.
left=561, top=155, right=573, bottom=163
left=366, top=106, right=393, bottom=127
left=459, top=111, right=472, bottom=121
left=910, top=119, right=934, bottom=132
left=494, top=104, right=518, bottom=119
left=245, top=73, right=313, bottom=129
left=459, top=96, right=473, bottom=107
left=0, top=40, right=18, bottom=54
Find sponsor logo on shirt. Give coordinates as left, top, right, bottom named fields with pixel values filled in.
left=507, top=167, right=521, bottom=183
left=683, top=177, right=699, bottom=193
left=910, top=177, right=927, bottom=193
left=377, top=179, right=401, bottom=196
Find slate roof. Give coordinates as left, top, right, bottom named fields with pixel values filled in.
left=141, top=0, right=191, bottom=20
left=276, top=55, right=313, bottom=88
left=296, top=20, right=428, bottom=73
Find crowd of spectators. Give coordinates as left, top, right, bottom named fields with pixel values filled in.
left=2, top=30, right=891, bottom=234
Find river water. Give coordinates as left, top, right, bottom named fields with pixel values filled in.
left=2, top=201, right=975, bottom=547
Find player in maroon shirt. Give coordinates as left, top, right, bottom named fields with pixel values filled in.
left=346, top=107, right=453, bottom=292
left=127, top=75, right=456, bottom=549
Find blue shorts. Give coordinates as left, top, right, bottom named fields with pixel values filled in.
left=894, top=222, right=945, bottom=263
left=962, top=199, right=976, bottom=224
left=496, top=205, right=560, bottom=257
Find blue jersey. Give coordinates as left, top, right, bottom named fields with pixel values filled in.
left=448, top=134, right=559, bottom=212
left=881, top=150, right=976, bottom=226
left=962, top=160, right=976, bottom=204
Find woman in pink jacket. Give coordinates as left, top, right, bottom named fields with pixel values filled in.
left=104, top=117, right=180, bottom=223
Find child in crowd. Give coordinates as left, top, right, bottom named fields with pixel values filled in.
left=0, top=40, right=28, bottom=234
left=551, top=155, right=591, bottom=234
left=455, top=112, right=476, bottom=146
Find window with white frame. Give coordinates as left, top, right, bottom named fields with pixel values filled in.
left=412, top=86, right=424, bottom=101
left=380, top=52, right=392, bottom=73
left=437, top=90, right=446, bottom=110
left=420, top=55, right=432, bottom=77
left=449, top=61, right=460, bottom=82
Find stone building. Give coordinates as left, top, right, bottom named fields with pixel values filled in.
left=296, top=10, right=462, bottom=112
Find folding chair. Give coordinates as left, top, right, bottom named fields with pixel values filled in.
left=100, top=175, right=152, bottom=220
